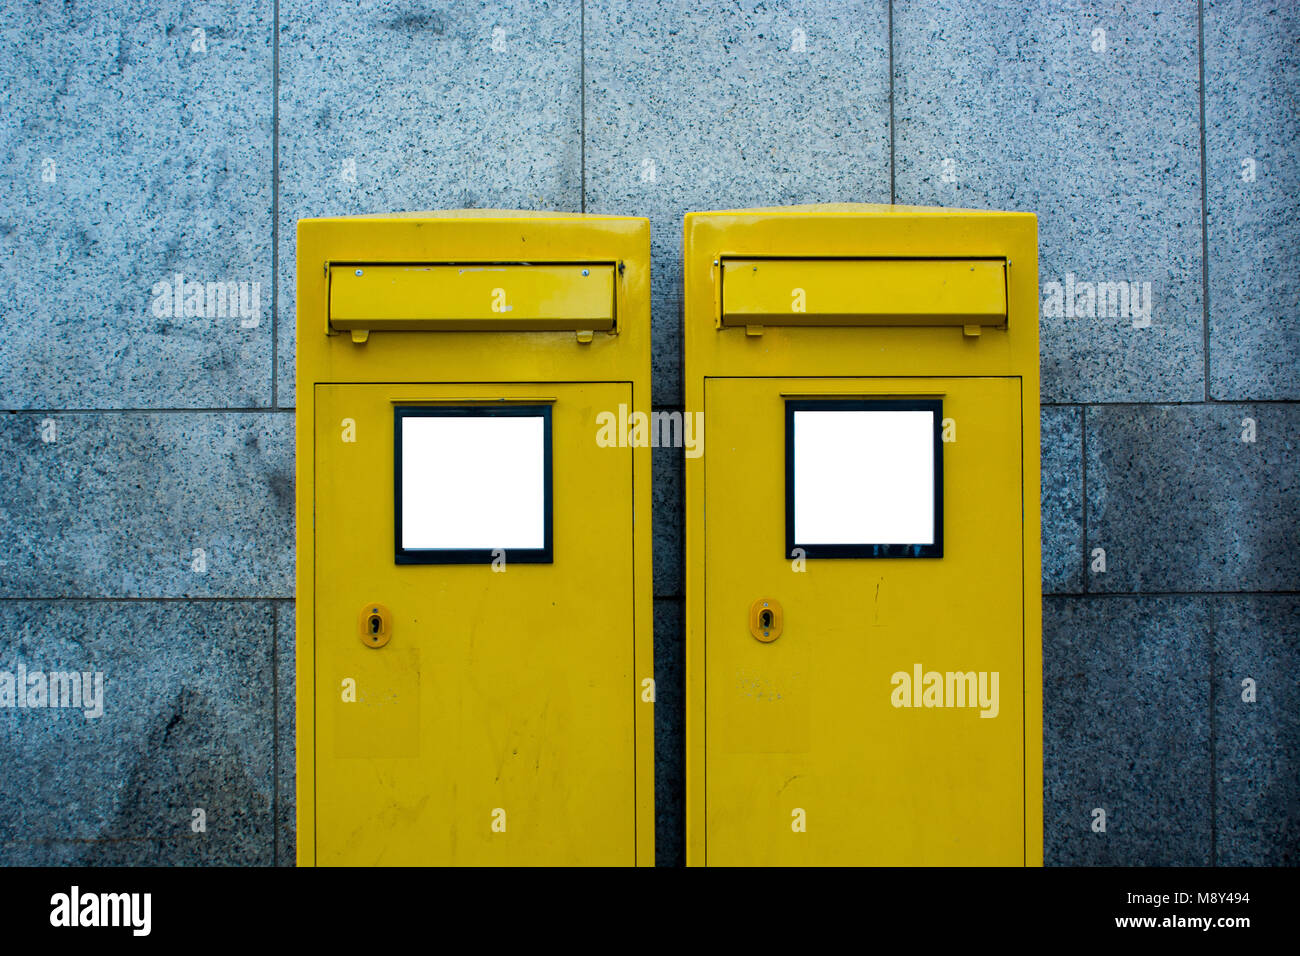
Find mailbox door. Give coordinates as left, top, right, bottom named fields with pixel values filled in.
left=313, top=381, right=635, bottom=865
left=704, top=376, right=1024, bottom=865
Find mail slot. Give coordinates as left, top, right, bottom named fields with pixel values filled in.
left=721, top=258, right=1008, bottom=328
left=329, top=263, right=617, bottom=335
left=296, top=211, right=654, bottom=865
left=684, top=204, right=1041, bottom=866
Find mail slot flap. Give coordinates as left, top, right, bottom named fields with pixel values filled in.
left=720, top=258, right=1007, bottom=327
left=329, top=263, right=616, bottom=332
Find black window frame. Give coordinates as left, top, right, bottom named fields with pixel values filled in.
left=784, top=398, right=944, bottom=559
left=394, top=404, right=554, bottom=565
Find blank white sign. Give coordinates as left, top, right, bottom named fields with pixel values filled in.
left=792, top=409, right=935, bottom=546
left=401, top=415, right=546, bottom=551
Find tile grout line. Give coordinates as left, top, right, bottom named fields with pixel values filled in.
left=1198, top=0, right=1216, bottom=866
left=2, top=408, right=297, bottom=414
left=1041, top=399, right=1300, bottom=408
left=1080, top=405, right=1089, bottom=594
left=2, top=592, right=1293, bottom=603
left=1043, top=590, right=1300, bottom=599
left=1197, top=0, right=1212, bottom=403
left=271, top=0, right=281, bottom=410
left=888, top=0, right=895, bottom=205
left=6, top=399, right=1298, bottom=415
left=580, top=0, right=586, bottom=214
left=0, top=597, right=296, bottom=603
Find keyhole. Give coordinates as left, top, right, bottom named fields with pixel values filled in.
left=759, top=609, right=773, bottom=632
left=368, top=614, right=382, bottom=636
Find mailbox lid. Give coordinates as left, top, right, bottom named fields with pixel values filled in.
left=720, top=258, right=1007, bottom=327
left=329, top=262, right=616, bottom=331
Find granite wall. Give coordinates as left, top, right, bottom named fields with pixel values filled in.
left=0, top=0, right=1295, bottom=866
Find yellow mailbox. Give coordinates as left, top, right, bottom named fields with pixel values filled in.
left=296, top=211, right=654, bottom=865
left=684, top=204, right=1040, bottom=866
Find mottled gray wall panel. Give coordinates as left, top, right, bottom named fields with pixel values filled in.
left=652, top=294, right=684, bottom=408
left=1215, top=596, right=1300, bottom=866
left=1044, top=596, right=1211, bottom=865
left=1085, top=404, right=1299, bottom=593
left=275, top=600, right=295, bottom=866
left=0, top=602, right=274, bottom=865
left=0, top=413, right=293, bottom=598
left=894, top=0, right=1204, bottom=403
left=275, top=0, right=584, bottom=406
left=652, top=597, right=684, bottom=867
left=1204, top=0, right=1300, bottom=400
left=1042, top=406, right=1083, bottom=594
left=2, top=0, right=1296, bottom=869
left=0, top=0, right=274, bottom=409
left=652, top=444, right=684, bottom=597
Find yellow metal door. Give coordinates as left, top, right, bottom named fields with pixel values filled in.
left=704, top=376, right=1024, bottom=865
left=313, top=381, right=635, bottom=865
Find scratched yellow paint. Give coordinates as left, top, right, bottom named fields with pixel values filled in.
left=683, top=205, right=1041, bottom=866
left=296, top=212, right=654, bottom=866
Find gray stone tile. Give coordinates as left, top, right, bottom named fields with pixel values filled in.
left=653, top=293, right=683, bottom=408
left=276, top=0, right=583, bottom=406
left=1042, top=405, right=1083, bottom=594
left=0, top=412, right=293, bottom=598
left=1084, top=404, right=1300, bottom=593
left=276, top=600, right=296, bottom=866
left=0, top=840, right=85, bottom=867
left=652, top=439, right=683, bottom=598
left=1044, top=596, right=1211, bottom=865
left=894, top=1, right=1204, bottom=403
left=0, top=601, right=274, bottom=865
left=1204, top=0, right=1300, bottom=400
left=585, top=0, right=891, bottom=300
left=653, top=597, right=684, bottom=867
left=1214, top=595, right=1300, bottom=865
left=0, top=0, right=274, bottom=409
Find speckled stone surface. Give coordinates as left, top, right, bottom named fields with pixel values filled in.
left=652, top=441, right=683, bottom=598
left=584, top=0, right=892, bottom=302
left=653, top=597, right=684, bottom=867
left=1214, top=595, right=1300, bottom=865
left=653, top=293, right=684, bottom=408
left=0, top=601, right=274, bottom=865
left=0, top=413, right=293, bottom=598
left=1085, top=404, right=1299, bottom=592
left=2, top=0, right=1298, bottom=869
left=275, top=600, right=295, bottom=866
left=275, top=0, right=583, bottom=406
left=1204, top=0, right=1300, bottom=400
left=0, top=0, right=274, bottom=409
left=1044, top=595, right=1211, bottom=865
left=894, top=0, right=1204, bottom=403
left=1042, top=406, right=1083, bottom=593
